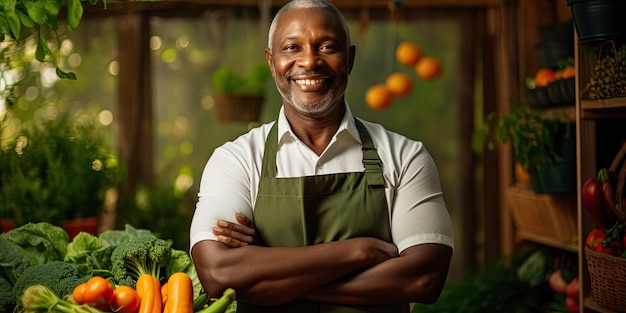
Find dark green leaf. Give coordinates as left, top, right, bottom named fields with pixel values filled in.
left=21, top=0, right=48, bottom=24
left=47, top=15, right=59, bottom=30
left=35, top=31, right=51, bottom=62
left=0, top=0, right=17, bottom=13
left=5, top=10, right=20, bottom=40
left=42, top=0, right=62, bottom=16
left=0, top=13, right=11, bottom=38
left=56, top=67, right=77, bottom=80
left=67, top=0, right=83, bottom=29
left=16, top=9, right=35, bottom=28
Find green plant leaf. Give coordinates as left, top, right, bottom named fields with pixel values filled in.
left=66, top=0, right=83, bottom=30
left=35, top=30, right=51, bottom=62
left=21, top=0, right=48, bottom=25
left=16, top=9, right=35, bottom=28
left=0, top=14, right=10, bottom=37
left=42, top=0, right=62, bottom=17
left=4, top=10, right=20, bottom=40
left=56, top=67, right=77, bottom=80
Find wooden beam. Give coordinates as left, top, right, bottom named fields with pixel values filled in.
left=116, top=12, right=154, bottom=196
left=84, top=0, right=505, bottom=17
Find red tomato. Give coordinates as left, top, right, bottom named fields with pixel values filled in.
left=565, top=277, right=579, bottom=299
left=549, top=270, right=567, bottom=294
left=83, top=276, right=114, bottom=306
left=565, top=296, right=579, bottom=313
left=110, top=286, right=140, bottom=313
left=586, top=228, right=606, bottom=250
left=72, top=283, right=87, bottom=304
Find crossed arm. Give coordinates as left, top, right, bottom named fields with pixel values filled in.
left=191, top=213, right=453, bottom=306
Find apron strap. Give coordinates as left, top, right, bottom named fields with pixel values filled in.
left=355, top=119, right=385, bottom=189
left=261, top=122, right=279, bottom=178
left=261, top=119, right=385, bottom=189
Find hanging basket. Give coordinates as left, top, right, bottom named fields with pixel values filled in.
left=214, top=94, right=265, bottom=123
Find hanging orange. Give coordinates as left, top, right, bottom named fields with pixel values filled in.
left=385, top=72, right=413, bottom=97
left=415, top=57, right=441, bottom=80
left=395, top=42, right=423, bottom=67
left=366, top=84, right=394, bottom=111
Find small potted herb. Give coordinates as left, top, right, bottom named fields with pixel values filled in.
left=211, top=63, right=272, bottom=123
left=484, top=102, right=576, bottom=194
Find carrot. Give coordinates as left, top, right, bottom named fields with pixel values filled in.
left=161, top=282, right=169, bottom=313
left=135, top=274, right=162, bottom=313
left=166, top=272, right=194, bottom=313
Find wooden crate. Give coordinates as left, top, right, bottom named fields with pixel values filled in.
left=508, top=187, right=577, bottom=244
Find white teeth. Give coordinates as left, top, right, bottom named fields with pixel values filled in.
left=295, top=79, right=324, bottom=85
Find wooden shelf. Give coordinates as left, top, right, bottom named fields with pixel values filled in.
left=515, top=231, right=578, bottom=253
left=584, top=297, right=619, bottom=313
left=580, top=97, right=626, bottom=118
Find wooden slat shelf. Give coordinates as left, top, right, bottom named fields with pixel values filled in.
left=515, top=231, right=578, bottom=253
left=580, top=97, right=626, bottom=118
left=584, top=297, right=619, bottom=313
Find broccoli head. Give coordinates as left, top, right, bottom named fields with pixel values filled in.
left=0, top=276, right=15, bottom=313
left=12, top=260, right=88, bottom=305
left=110, top=235, right=171, bottom=287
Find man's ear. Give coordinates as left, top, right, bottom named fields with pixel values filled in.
left=348, top=45, right=356, bottom=74
left=265, top=48, right=276, bottom=78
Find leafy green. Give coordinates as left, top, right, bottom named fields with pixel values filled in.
left=0, top=222, right=68, bottom=266
left=0, top=237, right=31, bottom=285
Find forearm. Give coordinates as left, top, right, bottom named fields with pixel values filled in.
left=191, top=237, right=397, bottom=306
left=302, top=244, right=453, bottom=305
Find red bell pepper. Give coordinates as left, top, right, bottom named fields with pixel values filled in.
left=582, top=176, right=614, bottom=229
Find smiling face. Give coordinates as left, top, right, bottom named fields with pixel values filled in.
left=266, top=7, right=355, bottom=118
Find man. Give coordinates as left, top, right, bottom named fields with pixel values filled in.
left=190, top=0, right=454, bottom=312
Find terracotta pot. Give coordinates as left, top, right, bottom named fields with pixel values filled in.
left=1, top=219, right=15, bottom=233
left=214, top=94, right=264, bottom=123
left=62, top=217, right=99, bottom=240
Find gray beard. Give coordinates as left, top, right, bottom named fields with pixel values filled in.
left=278, top=87, right=336, bottom=116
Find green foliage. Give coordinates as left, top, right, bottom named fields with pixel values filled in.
left=12, top=260, right=88, bottom=304
left=212, top=63, right=272, bottom=96
left=110, top=235, right=172, bottom=287
left=412, top=249, right=557, bottom=313
left=116, top=183, right=194, bottom=251
left=483, top=102, right=573, bottom=171
left=0, top=0, right=107, bottom=79
left=0, top=114, right=122, bottom=225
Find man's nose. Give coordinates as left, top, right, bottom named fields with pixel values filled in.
left=297, top=48, right=322, bottom=69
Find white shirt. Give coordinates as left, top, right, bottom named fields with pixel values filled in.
left=190, top=103, right=454, bottom=253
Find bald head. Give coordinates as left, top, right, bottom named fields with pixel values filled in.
left=267, top=0, right=351, bottom=49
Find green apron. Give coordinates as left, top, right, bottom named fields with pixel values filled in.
left=237, top=119, right=409, bottom=313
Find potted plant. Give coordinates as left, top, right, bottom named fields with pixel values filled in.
left=211, top=63, right=272, bottom=123
left=567, top=0, right=626, bottom=45
left=484, top=101, right=576, bottom=194
left=0, top=112, right=122, bottom=238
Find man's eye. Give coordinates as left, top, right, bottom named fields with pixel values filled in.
left=284, top=45, right=298, bottom=51
left=320, top=45, right=337, bottom=52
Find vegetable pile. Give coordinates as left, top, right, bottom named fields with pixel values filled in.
left=582, top=167, right=626, bottom=257
left=0, top=222, right=236, bottom=313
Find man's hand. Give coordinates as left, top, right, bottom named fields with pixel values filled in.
left=213, top=212, right=264, bottom=247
